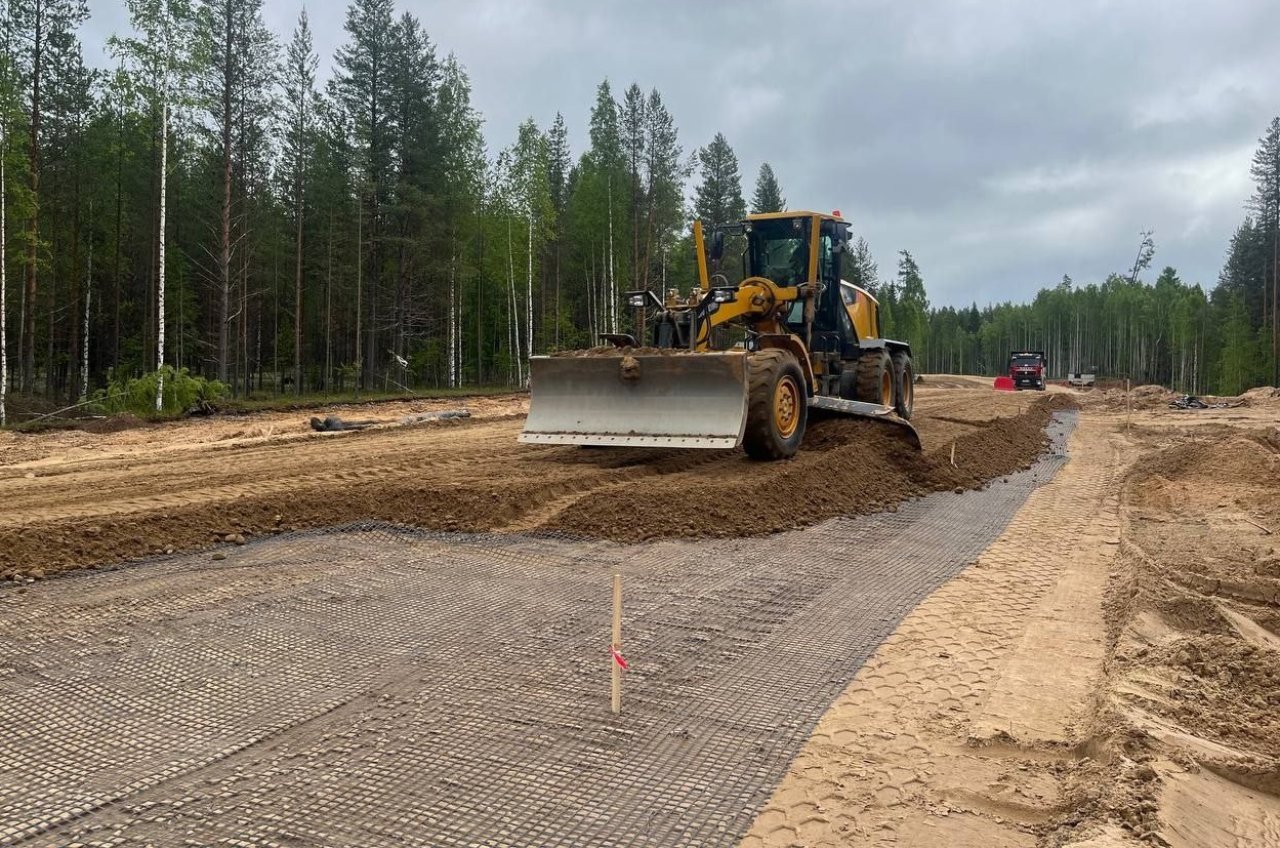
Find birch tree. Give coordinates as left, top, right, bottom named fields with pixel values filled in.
left=511, top=118, right=552, bottom=369
left=111, top=0, right=193, bottom=411
left=436, top=53, right=482, bottom=387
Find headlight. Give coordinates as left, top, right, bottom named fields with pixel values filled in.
left=711, top=288, right=736, bottom=303
left=627, top=295, right=647, bottom=308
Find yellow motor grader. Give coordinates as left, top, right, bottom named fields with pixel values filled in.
left=520, top=211, right=919, bottom=459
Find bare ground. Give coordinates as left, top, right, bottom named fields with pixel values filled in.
left=4, top=377, right=1276, bottom=847
left=0, top=381, right=1070, bottom=577
left=741, top=389, right=1280, bottom=847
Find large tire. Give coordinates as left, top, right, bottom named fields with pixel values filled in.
left=855, top=350, right=894, bottom=407
left=743, top=350, right=807, bottom=460
left=891, top=350, right=914, bottom=420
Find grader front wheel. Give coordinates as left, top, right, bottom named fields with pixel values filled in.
left=743, top=350, right=808, bottom=460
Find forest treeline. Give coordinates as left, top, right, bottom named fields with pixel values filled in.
left=0, top=0, right=1276, bottom=423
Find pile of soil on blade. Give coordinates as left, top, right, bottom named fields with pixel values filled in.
left=538, top=393, right=1076, bottom=542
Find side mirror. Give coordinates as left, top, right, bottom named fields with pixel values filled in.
left=709, top=230, right=725, bottom=263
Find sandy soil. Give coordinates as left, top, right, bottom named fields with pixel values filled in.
left=741, top=390, right=1280, bottom=847
left=5, top=377, right=1275, bottom=846
left=0, top=380, right=1069, bottom=577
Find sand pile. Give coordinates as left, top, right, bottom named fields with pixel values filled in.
left=541, top=394, right=1074, bottom=542
left=0, top=391, right=1075, bottom=576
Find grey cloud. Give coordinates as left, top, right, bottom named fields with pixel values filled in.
left=83, top=0, right=1280, bottom=306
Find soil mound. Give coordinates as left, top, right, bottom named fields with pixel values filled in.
left=0, top=393, right=1075, bottom=576
left=539, top=394, right=1072, bottom=542
left=1146, top=635, right=1280, bottom=756
left=78, top=414, right=153, bottom=435
left=1135, top=434, right=1279, bottom=490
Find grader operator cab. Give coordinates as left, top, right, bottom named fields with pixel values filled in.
left=520, top=211, right=919, bottom=459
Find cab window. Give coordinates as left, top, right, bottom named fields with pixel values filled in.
left=818, top=234, right=836, bottom=285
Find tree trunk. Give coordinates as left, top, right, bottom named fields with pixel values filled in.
left=218, top=1, right=233, bottom=385
left=112, top=99, right=123, bottom=371
left=82, top=220, right=92, bottom=401
left=294, top=162, right=304, bottom=395
left=1, top=120, right=7, bottom=425
left=606, top=177, right=615, bottom=333
left=325, top=211, right=333, bottom=393
left=22, top=3, right=43, bottom=394
left=526, top=211, right=533, bottom=377
left=448, top=232, right=457, bottom=388
left=155, top=103, right=168, bottom=412
left=355, top=196, right=363, bottom=400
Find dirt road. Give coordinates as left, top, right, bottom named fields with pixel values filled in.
left=2, top=379, right=1275, bottom=847
left=0, top=401, right=1076, bottom=847
left=0, top=379, right=1066, bottom=575
left=743, top=390, right=1280, bottom=847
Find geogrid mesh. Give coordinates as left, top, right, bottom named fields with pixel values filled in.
left=0, top=414, right=1075, bottom=847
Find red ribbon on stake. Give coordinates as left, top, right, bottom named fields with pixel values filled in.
left=610, top=645, right=629, bottom=670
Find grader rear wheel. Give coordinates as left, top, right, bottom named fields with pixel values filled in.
left=855, top=350, right=894, bottom=407
left=891, top=350, right=914, bottom=420
left=743, top=350, right=808, bottom=460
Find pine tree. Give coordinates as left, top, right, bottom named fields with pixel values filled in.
left=1248, top=117, right=1279, bottom=384
left=332, top=0, right=396, bottom=388
left=750, top=162, right=784, bottom=213
left=693, top=131, right=746, bottom=226
left=10, top=0, right=89, bottom=392
left=0, top=29, right=8, bottom=424
left=194, top=0, right=276, bottom=388
left=693, top=132, right=746, bottom=282
left=639, top=88, right=682, bottom=291
left=848, top=236, right=878, bottom=294
left=545, top=111, right=570, bottom=347
left=895, top=249, right=929, bottom=352
left=586, top=79, right=621, bottom=332
left=1217, top=293, right=1257, bottom=394
left=385, top=11, right=439, bottom=370
left=282, top=9, right=316, bottom=394
left=620, top=82, right=644, bottom=284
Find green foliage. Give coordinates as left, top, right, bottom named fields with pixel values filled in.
left=1, top=0, right=1274, bottom=408
left=694, top=132, right=746, bottom=226
left=750, top=162, right=784, bottom=213
left=94, top=366, right=227, bottom=416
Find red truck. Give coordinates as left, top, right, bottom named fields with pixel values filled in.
left=1009, top=350, right=1047, bottom=390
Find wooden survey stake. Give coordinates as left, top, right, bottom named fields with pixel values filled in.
left=611, top=573, right=623, bottom=714
left=1126, top=378, right=1132, bottom=431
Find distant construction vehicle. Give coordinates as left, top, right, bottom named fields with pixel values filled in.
left=520, top=211, right=919, bottom=459
left=1008, top=351, right=1047, bottom=391
left=1066, top=369, right=1096, bottom=388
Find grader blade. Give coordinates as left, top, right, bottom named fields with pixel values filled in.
left=520, top=352, right=750, bottom=449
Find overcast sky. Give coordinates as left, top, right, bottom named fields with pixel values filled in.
left=83, top=0, right=1280, bottom=308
